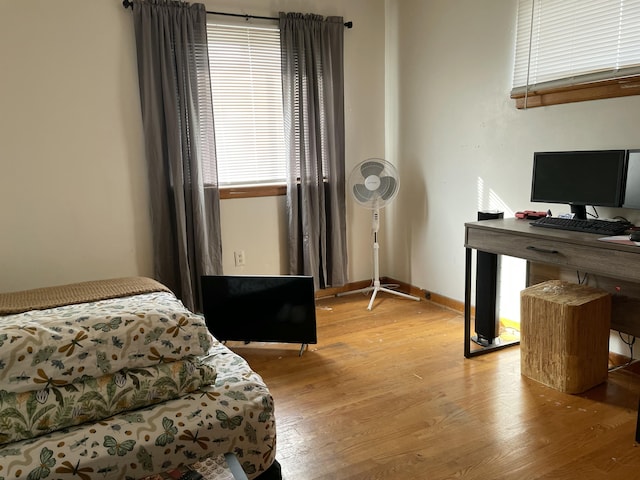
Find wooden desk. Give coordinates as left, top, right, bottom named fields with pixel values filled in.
left=464, top=218, right=640, bottom=358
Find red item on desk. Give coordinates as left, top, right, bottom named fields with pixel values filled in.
left=515, top=210, right=549, bottom=220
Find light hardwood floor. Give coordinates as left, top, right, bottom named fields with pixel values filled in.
left=226, top=293, right=640, bottom=479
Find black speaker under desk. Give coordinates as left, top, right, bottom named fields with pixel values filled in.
left=473, top=211, right=503, bottom=346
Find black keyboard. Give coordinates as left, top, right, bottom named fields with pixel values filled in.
left=530, top=216, right=631, bottom=236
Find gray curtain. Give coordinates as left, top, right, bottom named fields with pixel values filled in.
left=132, top=0, right=222, bottom=311
left=280, top=12, right=348, bottom=290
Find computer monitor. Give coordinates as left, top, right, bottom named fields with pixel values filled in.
left=530, top=150, right=627, bottom=219
left=623, top=150, right=640, bottom=209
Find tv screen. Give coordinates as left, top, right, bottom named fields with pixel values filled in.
left=531, top=150, right=626, bottom=218
left=200, top=275, right=317, bottom=345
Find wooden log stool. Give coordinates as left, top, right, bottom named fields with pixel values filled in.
left=520, top=280, right=611, bottom=394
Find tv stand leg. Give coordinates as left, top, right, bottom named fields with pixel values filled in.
left=299, top=344, right=307, bottom=356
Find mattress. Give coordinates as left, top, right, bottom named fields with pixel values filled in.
left=0, top=341, right=276, bottom=479
left=0, top=279, right=277, bottom=480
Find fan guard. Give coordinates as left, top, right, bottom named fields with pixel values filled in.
left=348, top=158, right=400, bottom=209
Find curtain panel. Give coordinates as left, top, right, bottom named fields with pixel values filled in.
left=132, top=0, right=222, bottom=311
left=279, top=12, right=348, bottom=290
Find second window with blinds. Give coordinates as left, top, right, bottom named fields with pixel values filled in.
left=511, top=0, right=640, bottom=109
left=206, top=22, right=287, bottom=192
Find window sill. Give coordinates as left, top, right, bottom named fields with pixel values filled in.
left=220, top=184, right=286, bottom=199
left=511, top=76, right=640, bottom=109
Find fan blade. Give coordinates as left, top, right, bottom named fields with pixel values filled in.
left=377, top=176, right=397, bottom=201
left=353, top=183, right=375, bottom=203
left=360, top=161, right=384, bottom=178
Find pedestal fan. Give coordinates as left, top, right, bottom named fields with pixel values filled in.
left=341, top=158, right=421, bottom=310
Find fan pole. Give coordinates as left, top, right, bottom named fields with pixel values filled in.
left=340, top=209, right=421, bottom=310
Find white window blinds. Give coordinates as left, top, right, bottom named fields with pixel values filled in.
left=512, top=0, right=640, bottom=94
left=206, top=22, right=286, bottom=186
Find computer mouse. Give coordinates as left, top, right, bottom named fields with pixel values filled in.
left=630, top=230, right=640, bottom=242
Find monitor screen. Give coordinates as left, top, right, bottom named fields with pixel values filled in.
left=530, top=150, right=627, bottom=218
left=200, top=275, right=317, bottom=345
left=623, top=150, right=640, bottom=209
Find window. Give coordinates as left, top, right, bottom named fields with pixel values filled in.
left=205, top=22, right=286, bottom=189
left=511, top=0, right=640, bottom=108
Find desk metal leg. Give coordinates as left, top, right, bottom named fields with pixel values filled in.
left=464, top=247, right=472, bottom=358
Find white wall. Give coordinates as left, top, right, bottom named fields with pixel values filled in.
left=0, top=1, right=152, bottom=292
left=0, top=0, right=385, bottom=292
left=389, top=0, right=640, bottom=303
left=389, top=0, right=640, bottom=356
left=220, top=196, right=287, bottom=274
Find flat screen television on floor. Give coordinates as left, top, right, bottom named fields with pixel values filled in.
left=200, top=275, right=317, bottom=347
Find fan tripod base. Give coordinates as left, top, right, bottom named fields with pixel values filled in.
left=339, top=281, right=421, bottom=310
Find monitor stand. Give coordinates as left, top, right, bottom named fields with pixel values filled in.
left=570, top=204, right=587, bottom=220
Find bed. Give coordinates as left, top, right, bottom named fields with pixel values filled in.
left=0, top=277, right=280, bottom=480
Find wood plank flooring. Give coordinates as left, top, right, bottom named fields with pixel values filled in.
left=225, top=293, right=640, bottom=480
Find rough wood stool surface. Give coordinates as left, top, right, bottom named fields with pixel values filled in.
left=521, top=280, right=611, bottom=393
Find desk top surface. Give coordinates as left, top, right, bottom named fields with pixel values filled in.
left=465, top=217, right=640, bottom=255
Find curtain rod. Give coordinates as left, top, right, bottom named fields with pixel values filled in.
left=121, top=1, right=353, bottom=28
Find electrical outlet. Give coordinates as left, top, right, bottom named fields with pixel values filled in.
left=234, top=250, right=246, bottom=267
